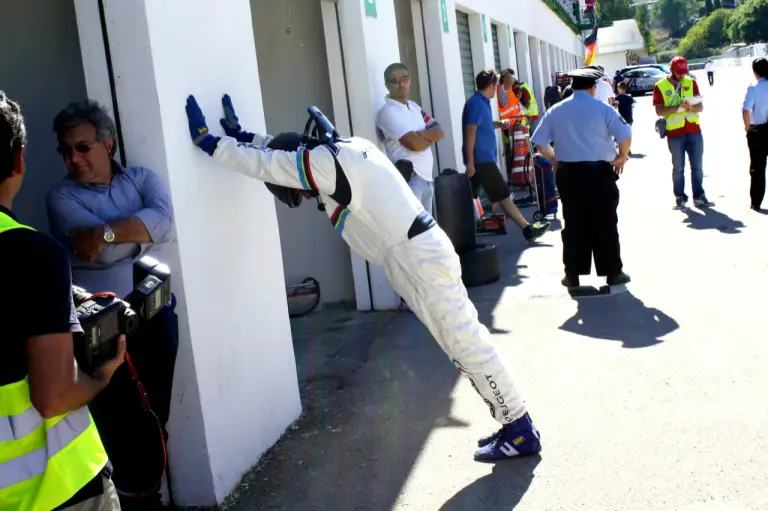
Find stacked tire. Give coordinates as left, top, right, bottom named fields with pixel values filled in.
left=434, top=169, right=500, bottom=287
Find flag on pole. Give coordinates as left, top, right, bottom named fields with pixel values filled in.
left=584, top=23, right=599, bottom=66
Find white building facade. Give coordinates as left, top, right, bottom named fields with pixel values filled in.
left=3, top=0, right=584, bottom=506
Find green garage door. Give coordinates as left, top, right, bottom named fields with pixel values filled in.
left=491, top=24, right=501, bottom=72
left=456, top=11, right=475, bottom=99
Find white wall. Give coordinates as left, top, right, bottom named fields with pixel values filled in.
left=456, top=0, right=583, bottom=55
left=250, top=0, right=355, bottom=305
left=75, top=0, right=301, bottom=505
left=595, top=51, right=634, bottom=76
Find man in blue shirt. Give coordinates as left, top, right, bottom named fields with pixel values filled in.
left=532, top=66, right=632, bottom=288
left=462, top=69, right=550, bottom=242
left=47, top=100, right=177, bottom=511
left=742, top=57, right=768, bottom=211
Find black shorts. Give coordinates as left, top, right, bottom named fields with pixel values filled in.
left=471, top=162, right=509, bottom=203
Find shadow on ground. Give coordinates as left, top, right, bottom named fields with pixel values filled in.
left=439, top=456, right=541, bottom=510
left=682, top=207, right=745, bottom=233
left=220, top=204, right=546, bottom=511
left=559, top=290, right=679, bottom=348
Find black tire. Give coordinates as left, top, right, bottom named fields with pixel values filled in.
left=459, top=243, right=500, bottom=287
left=533, top=211, right=542, bottom=221
left=435, top=169, right=477, bottom=253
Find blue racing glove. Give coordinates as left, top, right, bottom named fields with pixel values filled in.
left=219, top=94, right=255, bottom=143
left=185, top=95, right=220, bottom=156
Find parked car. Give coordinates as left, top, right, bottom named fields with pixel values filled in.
left=619, top=64, right=670, bottom=75
left=622, top=66, right=668, bottom=95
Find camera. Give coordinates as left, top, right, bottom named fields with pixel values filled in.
left=73, top=255, right=172, bottom=374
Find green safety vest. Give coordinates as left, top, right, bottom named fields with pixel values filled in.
left=0, top=212, right=109, bottom=511
left=656, top=76, right=700, bottom=131
left=521, top=82, right=539, bottom=118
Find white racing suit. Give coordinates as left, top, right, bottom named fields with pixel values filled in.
left=213, top=135, right=527, bottom=425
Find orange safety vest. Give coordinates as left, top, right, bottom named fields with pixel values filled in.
left=497, top=85, right=523, bottom=122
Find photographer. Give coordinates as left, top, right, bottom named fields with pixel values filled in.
left=0, top=92, right=123, bottom=509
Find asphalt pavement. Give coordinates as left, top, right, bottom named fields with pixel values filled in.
left=222, top=65, right=768, bottom=511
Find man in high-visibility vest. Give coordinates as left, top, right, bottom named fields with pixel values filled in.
left=653, top=56, right=714, bottom=209
left=0, top=91, right=124, bottom=510
left=497, top=70, right=527, bottom=178
left=500, top=69, right=540, bottom=132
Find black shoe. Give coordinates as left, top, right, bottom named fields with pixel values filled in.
left=694, top=195, right=714, bottom=208
left=561, top=275, right=580, bottom=288
left=606, top=272, right=631, bottom=286
left=751, top=204, right=762, bottom=211
left=523, top=221, right=551, bottom=242
left=675, top=196, right=688, bottom=209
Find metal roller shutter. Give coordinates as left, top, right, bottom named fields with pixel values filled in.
left=491, top=24, right=501, bottom=72
left=456, top=11, right=475, bottom=99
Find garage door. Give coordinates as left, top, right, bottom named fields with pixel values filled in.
left=491, top=24, right=501, bottom=72
left=456, top=11, right=475, bottom=99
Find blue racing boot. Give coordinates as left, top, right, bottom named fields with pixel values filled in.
left=473, top=413, right=541, bottom=462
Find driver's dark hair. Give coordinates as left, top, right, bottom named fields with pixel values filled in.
left=0, top=91, right=27, bottom=183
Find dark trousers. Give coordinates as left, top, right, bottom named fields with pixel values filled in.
left=90, top=296, right=179, bottom=510
left=556, top=162, right=623, bottom=277
left=747, top=123, right=768, bottom=208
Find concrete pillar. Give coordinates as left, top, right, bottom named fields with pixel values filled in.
left=514, top=31, right=532, bottom=86
left=469, top=12, right=494, bottom=76
left=528, top=35, right=545, bottom=106
left=539, top=40, right=551, bottom=91
left=500, top=24, right=517, bottom=73
left=73, top=0, right=300, bottom=506
left=420, top=0, right=468, bottom=174
left=320, top=0, right=403, bottom=310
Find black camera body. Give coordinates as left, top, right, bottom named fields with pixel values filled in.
left=73, top=255, right=172, bottom=375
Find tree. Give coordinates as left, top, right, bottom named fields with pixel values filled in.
left=599, top=0, right=634, bottom=21
left=652, top=0, right=700, bottom=37
left=727, top=0, right=768, bottom=43
left=678, top=9, right=733, bottom=58
left=635, top=5, right=658, bottom=54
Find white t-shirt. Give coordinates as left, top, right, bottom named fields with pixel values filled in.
left=595, top=79, right=615, bottom=105
left=705, top=61, right=715, bottom=72
left=376, top=98, right=436, bottom=181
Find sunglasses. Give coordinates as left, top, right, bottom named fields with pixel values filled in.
left=56, top=143, right=97, bottom=156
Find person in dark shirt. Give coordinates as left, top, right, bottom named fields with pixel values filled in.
left=0, top=91, right=124, bottom=509
left=615, top=82, right=635, bottom=125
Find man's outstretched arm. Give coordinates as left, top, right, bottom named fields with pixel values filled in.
left=185, top=95, right=337, bottom=194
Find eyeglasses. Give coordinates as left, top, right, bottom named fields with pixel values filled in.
left=56, top=143, right=97, bottom=156
left=388, top=75, right=410, bottom=85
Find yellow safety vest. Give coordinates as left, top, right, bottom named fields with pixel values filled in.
left=656, top=76, right=700, bottom=131
left=521, top=82, right=539, bottom=118
left=0, top=212, right=108, bottom=511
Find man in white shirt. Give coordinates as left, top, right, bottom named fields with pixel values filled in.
left=596, top=74, right=616, bottom=106
left=376, top=63, right=444, bottom=216
left=705, top=60, right=715, bottom=86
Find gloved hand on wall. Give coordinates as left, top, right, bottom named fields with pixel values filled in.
left=219, top=94, right=256, bottom=143
left=185, top=95, right=220, bottom=156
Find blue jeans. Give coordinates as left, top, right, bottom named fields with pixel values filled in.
left=408, top=174, right=435, bottom=217
left=667, top=132, right=705, bottom=199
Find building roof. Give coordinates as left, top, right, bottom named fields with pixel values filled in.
left=596, top=19, right=646, bottom=54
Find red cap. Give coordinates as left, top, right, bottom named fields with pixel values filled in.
left=671, top=56, right=689, bottom=76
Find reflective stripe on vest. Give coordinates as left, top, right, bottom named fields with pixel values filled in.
left=656, top=76, right=699, bottom=131
left=497, top=85, right=522, bottom=120
left=0, top=212, right=109, bottom=511
left=521, top=83, right=539, bottom=117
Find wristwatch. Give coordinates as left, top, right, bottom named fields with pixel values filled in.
left=103, top=224, right=115, bottom=244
